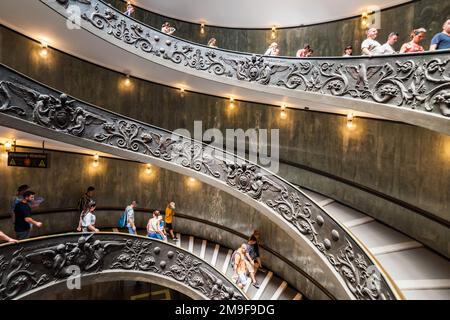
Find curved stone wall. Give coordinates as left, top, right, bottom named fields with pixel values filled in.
left=0, top=147, right=331, bottom=300
left=0, top=26, right=448, bottom=257
left=110, top=0, right=449, bottom=56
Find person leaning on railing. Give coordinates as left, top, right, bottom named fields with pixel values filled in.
left=430, top=19, right=450, bottom=51
left=264, top=42, right=280, bottom=56
left=343, top=45, right=353, bottom=57
left=378, top=32, right=399, bottom=54
left=361, top=27, right=381, bottom=56
left=0, top=231, right=18, bottom=243
left=400, top=28, right=426, bottom=53
left=207, top=37, right=218, bottom=48
left=161, top=22, right=176, bottom=35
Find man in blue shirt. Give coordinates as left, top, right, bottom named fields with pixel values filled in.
left=430, top=19, right=450, bottom=51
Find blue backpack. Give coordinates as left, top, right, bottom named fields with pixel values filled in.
left=118, top=210, right=127, bottom=228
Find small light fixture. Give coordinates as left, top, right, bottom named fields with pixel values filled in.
left=124, top=74, right=131, bottom=87
left=93, top=153, right=99, bottom=167
left=229, top=97, right=235, bottom=110
left=200, top=23, right=205, bottom=34
left=146, top=163, right=152, bottom=174
left=347, top=113, right=355, bottom=129
left=271, top=26, right=277, bottom=39
left=189, top=177, right=196, bottom=182
left=39, top=41, right=48, bottom=58
left=280, top=105, right=287, bottom=120
left=180, top=87, right=185, bottom=97
left=361, top=11, right=368, bottom=28
left=4, top=141, right=12, bottom=152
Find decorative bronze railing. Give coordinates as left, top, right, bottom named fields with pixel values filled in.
left=0, top=63, right=403, bottom=299
left=0, top=232, right=246, bottom=300
left=42, top=0, right=450, bottom=124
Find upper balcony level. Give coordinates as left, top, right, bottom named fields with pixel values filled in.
left=0, top=0, right=449, bottom=135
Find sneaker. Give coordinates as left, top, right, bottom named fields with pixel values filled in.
left=252, top=282, right=260, bottom=289
left=259, top=267, right=267, bottom=273
left=172, top=237, right=178, bottom=240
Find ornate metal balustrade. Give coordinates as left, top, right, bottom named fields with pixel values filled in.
left=0, top=64, right=402, bottom=300
left=0, top=232, right=245, bottom=300
left=44, top=0, right=450, bottom=121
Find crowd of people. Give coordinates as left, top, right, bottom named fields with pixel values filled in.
left=265, top=19, right=450, bottom=57
left=157, top=18, right=450, bottom=57
left=121, top=3, right=450, bottom=58
left=1, top=184, right=267, bottom=290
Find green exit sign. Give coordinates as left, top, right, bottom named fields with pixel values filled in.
left=7, top=152, right=49, bottom=168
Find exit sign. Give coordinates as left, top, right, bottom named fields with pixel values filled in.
left=7, top=152, right=49, bottom=168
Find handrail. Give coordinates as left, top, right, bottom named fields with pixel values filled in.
left=41, top=0, right=450, bottom=127
left=0, top=206, right=336, bottom=299
left=0, top=63, right=401, bottom=300
left=0, top=232, right=247, bottom=300
left=5, top=142, right=448, bottom=230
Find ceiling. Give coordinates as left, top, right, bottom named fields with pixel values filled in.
left=133, top=0, right=410, bottom=28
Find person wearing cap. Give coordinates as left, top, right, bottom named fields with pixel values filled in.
left=165, top=202, right=177, bottom=240
left=400, top=28, right=427, bottom=53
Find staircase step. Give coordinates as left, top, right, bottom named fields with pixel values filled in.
left=257, top=273, right=284, bottom=300
left=252, top=271, right=273, bottom=300
left=270, top=281, right=288, bottom=300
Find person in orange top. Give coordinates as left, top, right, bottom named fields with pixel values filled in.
left=165, top=201, right=177, bottom=240
left=400, top=28, right=426, bottom=53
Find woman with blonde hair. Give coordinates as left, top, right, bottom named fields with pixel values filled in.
left=264, top=42, right=280, bottom=56
left=400, top=28, right=426, bottom=53
left=207, top=38, right=218, bottom=48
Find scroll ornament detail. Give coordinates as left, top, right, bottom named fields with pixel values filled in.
left=0, top=72, right=396, bottom=299
left=50, top=0, right=450, bottom=117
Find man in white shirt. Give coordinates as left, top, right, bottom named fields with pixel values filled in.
left=126, top=200, right=137, bottom=235
left=361, top=28, right=381, bottom=56
left=378, top=32, right=399, bottom=55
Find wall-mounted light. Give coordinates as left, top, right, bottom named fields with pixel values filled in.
left=189, top=177, right=196, bottom=182
left=361, top=11, right=369, bottom=28
left=39, top=41, right=48, bottom=58
left=200, top=23, right=205, bottom=34
left=3, top=141, right=12, bottom=152
left=271, top=26, right=277, bottom=39
left=124, top=74, right=131, bottom=87
left=146, top=163, right=152, bottom=174
left=229, top=97, right=236, bottom=110
left=93, top=153, right=99, bottom=167
left=347, top=113, right=355, bottom=129
left=280, top=105, right=287, bottom=120
left=179, top=87, right=185, bottom=97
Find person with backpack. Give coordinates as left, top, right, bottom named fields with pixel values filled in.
left=77, top=201, right=99, bottom=233
left=232, top=244, right=259, bottom=289
left=125, top=200, right=137, bottom=234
